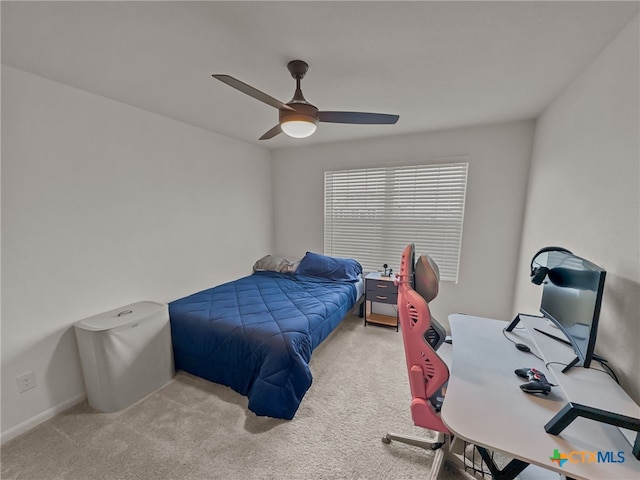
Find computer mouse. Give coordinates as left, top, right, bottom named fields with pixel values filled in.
left=516, top=343, right=531, bottom=353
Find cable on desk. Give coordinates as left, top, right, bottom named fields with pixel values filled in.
left=501, top=328, right=544, bottom=362
left=545, top=360, right=620, bottom=384
left=597, top=360, right=620, bottom=384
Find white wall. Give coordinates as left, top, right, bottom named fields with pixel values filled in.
left=513, top=16, right=639, bottom=402
left=271, top=121, right=535, bottom=324
left=1, top=66, right=273, bottom=440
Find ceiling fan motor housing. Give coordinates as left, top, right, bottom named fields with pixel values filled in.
left=279, top=102, right=319, bottom=126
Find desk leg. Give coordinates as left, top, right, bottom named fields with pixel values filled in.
left=545, top=402, right=640, bottom=460
left=475, top=446, right=530, bottom=480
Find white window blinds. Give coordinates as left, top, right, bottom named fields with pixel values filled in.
left=324, top=161, right=468, bottom=283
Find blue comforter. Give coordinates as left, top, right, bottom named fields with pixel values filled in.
left=169, top=271, right=359, bottom=419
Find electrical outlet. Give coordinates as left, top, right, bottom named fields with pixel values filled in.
left=16, top=371, right=36, bottom=393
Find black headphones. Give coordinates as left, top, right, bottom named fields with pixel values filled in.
left=530, top=246, right=572, bottom=285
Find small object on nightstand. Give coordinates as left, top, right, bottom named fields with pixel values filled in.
left=383, top=263, right=391, bottom=277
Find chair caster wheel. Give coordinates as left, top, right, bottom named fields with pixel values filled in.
left=382, top=435, right=391, bottom=444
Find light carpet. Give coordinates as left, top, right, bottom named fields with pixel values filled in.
left=1, top=314, right=472, bottom=480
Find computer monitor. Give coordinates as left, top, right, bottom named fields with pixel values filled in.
left=539, top=250, right=606, bottom=371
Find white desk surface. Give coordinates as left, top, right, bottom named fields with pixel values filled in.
left=441, top=313, right=640, bottom=480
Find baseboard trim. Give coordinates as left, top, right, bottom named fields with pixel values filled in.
left=1, top=392, right=86, bottom=444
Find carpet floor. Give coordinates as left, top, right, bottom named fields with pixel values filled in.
left=1, top=314, right=473, bottom=480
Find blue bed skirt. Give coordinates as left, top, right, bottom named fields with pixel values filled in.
left=169, top=271, right=358, bottom=419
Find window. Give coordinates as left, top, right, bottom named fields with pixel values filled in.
left=324, top=160, right=468, bottom=282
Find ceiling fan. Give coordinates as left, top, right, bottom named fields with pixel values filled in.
left=212, top=60, right=399, bottom=140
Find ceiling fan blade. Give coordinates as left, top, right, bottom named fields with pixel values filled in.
left=212, top=74, right=295, bottom=111
left=317, top=111, right=399, bottom=125
left=259, top=124, right=282, bottom=140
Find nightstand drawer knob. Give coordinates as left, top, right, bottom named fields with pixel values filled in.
left=376, top=295, right=388, bottom=300
left=376, top=284, right=388, bottom=288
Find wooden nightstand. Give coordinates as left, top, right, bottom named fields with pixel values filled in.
left=364, top=272, right=398, bottom=331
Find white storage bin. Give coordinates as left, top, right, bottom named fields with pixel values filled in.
left=74, top=301, right=174, bottom=413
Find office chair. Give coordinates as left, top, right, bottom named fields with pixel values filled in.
left=382, top=244, right=463, bottom=480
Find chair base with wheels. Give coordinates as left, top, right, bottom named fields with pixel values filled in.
left=382, top=431, right=474, bottom=480
left=382, top=431, right=445, bottom=451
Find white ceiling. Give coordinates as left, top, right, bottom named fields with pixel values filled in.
left=2, top=1, right=638, bottom=149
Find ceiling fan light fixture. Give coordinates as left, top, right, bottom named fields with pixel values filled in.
left=280, top=114, right=318, bottom=139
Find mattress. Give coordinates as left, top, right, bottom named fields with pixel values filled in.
left=169, top=271, right=361, bottom=419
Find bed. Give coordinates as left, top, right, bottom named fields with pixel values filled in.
left=168, top=252, right=364, bottom=420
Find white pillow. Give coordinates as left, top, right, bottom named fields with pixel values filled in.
left=252, top=255, right=300, bottom=274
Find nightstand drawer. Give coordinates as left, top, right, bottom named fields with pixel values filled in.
left=366, top=280, right=395, bottom=294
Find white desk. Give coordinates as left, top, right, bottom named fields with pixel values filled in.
left=441, top=314, right=640, bottom=480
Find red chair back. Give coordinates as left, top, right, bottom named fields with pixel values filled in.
left=397, top=244, right=450, bottom=433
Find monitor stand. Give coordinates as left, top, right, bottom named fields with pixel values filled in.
left=561, top=355, right=581, bottom=373
left=505, top=313, right=543, bottom=332
left=508, top=314, right=590, bottom=373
